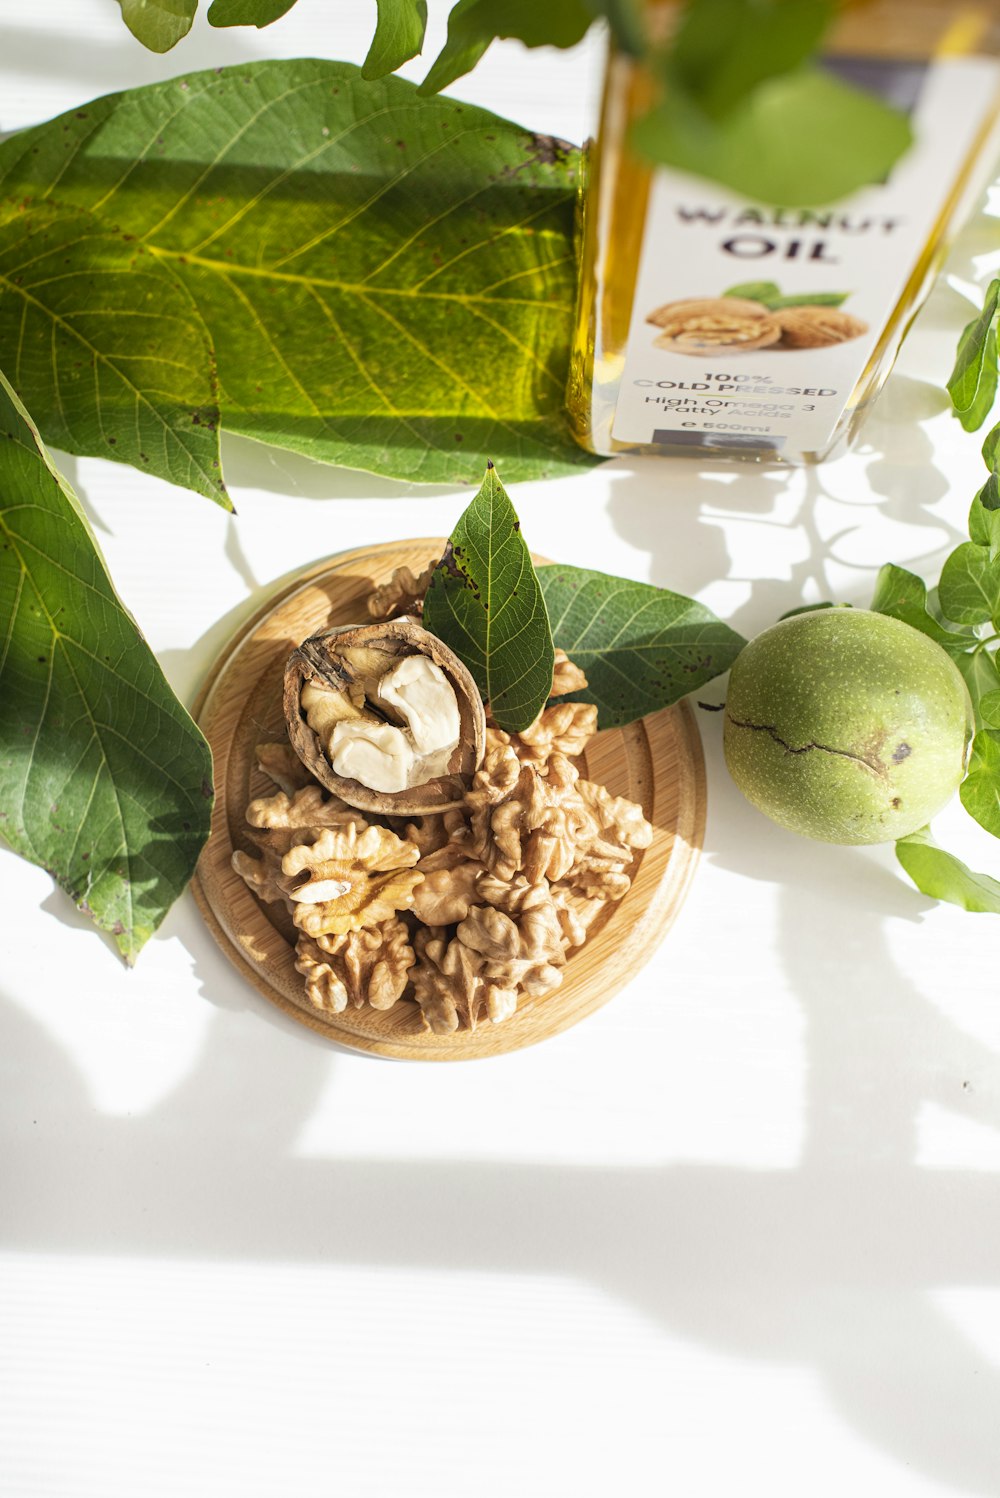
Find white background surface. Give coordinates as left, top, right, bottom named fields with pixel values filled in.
left=3, top=5, right=1000, bottom=1496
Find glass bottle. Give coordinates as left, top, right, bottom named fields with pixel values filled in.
left=567, top=1, right=1000, bottom=463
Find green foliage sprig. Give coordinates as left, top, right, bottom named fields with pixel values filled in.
left=113, top=0, right=912, bottom=207
left=869, top=280, right=1000, bottom=912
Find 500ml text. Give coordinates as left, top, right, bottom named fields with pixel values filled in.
left=680, top=422, right=773, bottom=432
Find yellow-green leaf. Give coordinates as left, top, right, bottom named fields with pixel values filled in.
left=0, top=61, right=592, bottom=486
left=0, top=198, right=227, bottom=506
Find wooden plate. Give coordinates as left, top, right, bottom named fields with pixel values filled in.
left=191, top=540, right=706, bottom=1060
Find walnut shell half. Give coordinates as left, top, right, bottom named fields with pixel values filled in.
left=284, top=617, right=486, bottom=816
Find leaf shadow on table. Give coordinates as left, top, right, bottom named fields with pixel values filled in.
left=603, top=406, right=962, bottom=647
left=4, top=855, right=1000, bottom=1493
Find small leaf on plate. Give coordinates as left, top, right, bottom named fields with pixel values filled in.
left=119, top=0, right=197, bottom=51
left=948, top=278, right=1000, bottom=431
left=938, top=541, right=1000, bottom=626
left=423, top=464, right=554, bottom=733
left=896, top=826, right=1000, bottom=915
left=363, top=0, right=429, bottom=78
left=537, top=565, right=746, bottom=728
left=959, top=729, right=1000, bottom=839
left=0, top=370, right=213, bottom=962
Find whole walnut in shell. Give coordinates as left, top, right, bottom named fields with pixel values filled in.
left=776, top=306, right=868, bottom=348
left=647, top=297, right=781, bottom=355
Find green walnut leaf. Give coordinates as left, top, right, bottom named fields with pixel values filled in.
left=870, top=563, right=970, bottom=652
left=363, top=0, right=429, bottom=79
left=896, top=826, right=1000, bottom=915
left=969, top=490, right=1000, bottom=562
left=954, top=646, right=1000, bottom=728
left=119, top=0, right=197, bottom=52
left=0, top=60, right=590, bottom=488
left=0, top=369, right=213, bottom=962
left=721, top=281, right=847, bottom=309
left=983, top=420, right=1000, bottom=470
left=537, top=565, right=746, bottom=729
left=207, top=0, right=299, bottom=24
left=668, top=0, right=833, bottom=120
left=938, top=541, right=1000, bottom=626
left=976, top=688, right=1000, bottom=730
left=770, top=291, right=848, bottom=309
left=960, top=729, right=1000, bottom=839
left=420, top=0, right=593, bottom=94
left=632, top=64, right=912, bottom=208
left=723, top=280, right=782, bottom=304
left=0, top=198, right=227, bottom=506
left=948, top=279, right=1000, bottom=432
left=423, top=463, right=555, bottom=732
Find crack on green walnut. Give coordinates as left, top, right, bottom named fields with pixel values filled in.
left=725, top=717, right=890, bottom=778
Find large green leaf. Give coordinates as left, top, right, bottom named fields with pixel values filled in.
left=0, top=61, right=591, bottom=487
left=119, top=0, right=197, bottom=52
left=538, top=565, right=746, bottom=728
left=363, top=0, right=429, bottom=79
left=896, top=827, right=1000, bottom=916
left=423, top=463, right=554, bottom=732
left=0, top=198, right=227, bottom=506
left=0, top=370, right=213, bottom=962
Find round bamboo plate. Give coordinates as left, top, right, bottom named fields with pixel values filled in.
left=192, top=540, right=706, bottom=1060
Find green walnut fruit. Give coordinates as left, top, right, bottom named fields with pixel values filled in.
left=723, top=608, right=974, bottom=845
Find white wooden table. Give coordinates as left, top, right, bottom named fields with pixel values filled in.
left=3, top=6, right=1000, bottom=1496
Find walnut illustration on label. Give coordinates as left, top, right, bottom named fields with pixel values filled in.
left=646, top=286, right=868, bottom=355
left=775, top=306, right=868, bottom=348
left=647, top=297, right=782, bottom=354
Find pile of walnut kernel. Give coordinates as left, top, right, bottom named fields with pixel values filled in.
left=232, top=565, right=654, bottom=1035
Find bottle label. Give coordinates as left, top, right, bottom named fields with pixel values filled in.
left=611, top=56, right=1000, bottom=456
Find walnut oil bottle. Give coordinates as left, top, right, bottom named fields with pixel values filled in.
left=568, top=1, right=1000, bottom=463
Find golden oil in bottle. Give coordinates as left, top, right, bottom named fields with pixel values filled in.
left=567, top=2, right=1000, bottom=463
